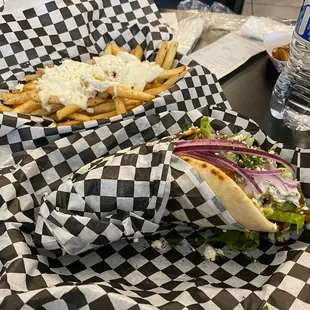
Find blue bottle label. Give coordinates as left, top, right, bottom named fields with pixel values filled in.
left=296, top=1, right=310, bottom=42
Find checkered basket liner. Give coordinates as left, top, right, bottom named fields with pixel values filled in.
left=0, top=0, right=230, bottom=157
left=1, top=105, right=310, bottom=309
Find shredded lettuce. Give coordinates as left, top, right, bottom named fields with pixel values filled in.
left=200, top=117, right=211, bottom=138
left=227, top=134, right=254, bottom=147
left=223, top=152, right=265, bottom=170
left=280, top=167, right=294, bottom=180
left=279, top=201, right=298, bottom=212
left=225, top=152, right=238, bottom=163
left=245, top=136, right=255, bottom=147
left=266, top=210, right=305, bottom=232
left=207, top=231, right=260, bottom=252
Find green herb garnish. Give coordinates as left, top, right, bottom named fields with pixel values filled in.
left=207, top=231, right=260, bottom=252
left=182, top=124, right=193, bottom=132
left=168, top=241, right=183, bottom=248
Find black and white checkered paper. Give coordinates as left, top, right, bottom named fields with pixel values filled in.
left=0, top=0, right=230, bottom=157
left=1, top=105, right=310, bottom=310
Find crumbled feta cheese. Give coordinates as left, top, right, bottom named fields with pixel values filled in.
left=269, top=226, right=290, bottom=243
left=203, top=245, right=224, bottom=261
left=37, top=52, right=163, bottom=111
left=215, top=248, right=224, bottom=257
left=230, top=134, right=246, bottom=142
left=151, top=240, right=163, bottom=250
left=15, top=83, right=24, bottom=92
left=277, top=231, right=290, bottom=242
left=252, top=176, right=301, bottom=207
left=203, top=246, right=217, bottom=261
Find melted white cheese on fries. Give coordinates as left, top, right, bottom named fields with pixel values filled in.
left=37, top=52, right=163, bottom=111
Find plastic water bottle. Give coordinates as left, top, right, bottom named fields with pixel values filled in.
left=270, top=1, right=310, bottom=131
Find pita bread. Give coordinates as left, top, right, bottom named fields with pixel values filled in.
left=179, top=155, right=277, bottom=233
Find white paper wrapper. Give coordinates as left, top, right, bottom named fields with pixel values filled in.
left=264, top=31, right=293, bottom=73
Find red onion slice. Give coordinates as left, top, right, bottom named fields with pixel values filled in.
left=280, top=177, right=299, bottom=188
left=246, top=169, right=282, bottom=175
left=175, top=150, right=262, bottom=194
left=176, top=139, right=248, bottom=148
left=174, top=142, right=294, bottom=172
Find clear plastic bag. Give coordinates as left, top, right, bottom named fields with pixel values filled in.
left=203, top=12, right=247, bottom=31
left=176, top=6, right=247, bottom=33
left=177, top=0, right=235, bottom=14
left=177, top=0, right=209, bottom=12
left=238, top=16, right=294, bottom=41
left=209, top=2, right=235, bottom=14
left=172, top=14, right=205, bottom=55
left=172, top=7, right=295, bottom=56
left=173, top=3, right=246, bottom=55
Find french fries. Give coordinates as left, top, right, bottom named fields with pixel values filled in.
left=164, top=70, right=188, bottom=87
left=57, top=104, right=80, bottom=121
left=131, top=45, right=144, bottom=61
left=23, top=82, right=37, bottom=91
left=1, top=92, right=30, bottom=105
left=87, top=97, right=111, bottom=107
left=104, top=44, right=112, bottom=55
left=155, top=41, right=168, bottom=66
left=110, top=43, right=125, bottom=55
left=25, top=73, right=42, bottom=82
left=91, top=101, right=115, bottom=115
left=105, top=86, right=155, bottom=102
left=67, top=113, right=91, bottom=122
left=158, top=66, right=186, bottom=79
left=114, top=97, right=127, bottom=115
left=0, top=104, right=12, bottom=112
left=0, top=41, right=187, bottom=126
left=162, top=41, right=179, bottom=70
left=12, top=100, right=41, bottom=114
left=145, top=85, right=170, bottom=96
left=32, top=104, right=64, bottom=116
left=90, top=110, right=118, bottom=120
